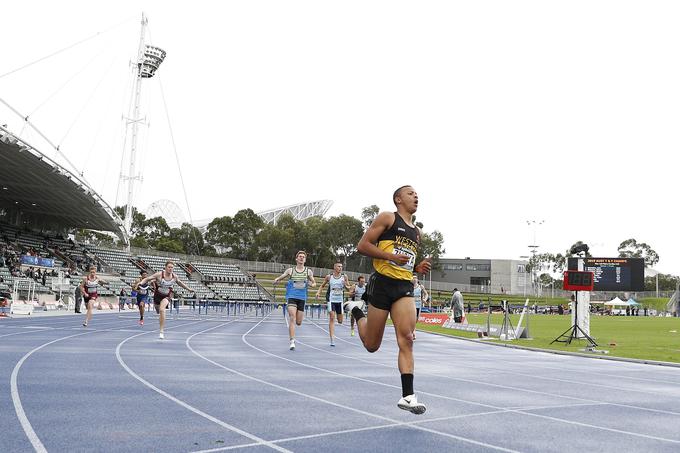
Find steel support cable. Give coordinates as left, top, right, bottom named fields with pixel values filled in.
left=57, top=54, right=119, bottom=152
left=157, top=75, right=203, bottom=256
left=0, top=97, right=82, bottom=181
left=0, top=16, right=135, bottom=80
left=27, top=47, right=109, bottom=121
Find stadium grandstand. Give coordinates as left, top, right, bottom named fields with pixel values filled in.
left=0, top=125, right=271, bottom=311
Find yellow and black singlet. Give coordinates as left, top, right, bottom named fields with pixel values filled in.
left=373, top=212, right=420, bottom=281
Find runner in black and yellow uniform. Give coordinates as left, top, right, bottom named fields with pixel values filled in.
left=344, top=185, right=431, bottom=414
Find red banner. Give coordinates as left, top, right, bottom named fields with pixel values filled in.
left=417, top=313, right=449, bottom=325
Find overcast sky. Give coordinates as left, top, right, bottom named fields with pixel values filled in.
left=1, top=1, right=678, bottom=274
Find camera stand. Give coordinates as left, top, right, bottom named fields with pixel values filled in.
left=551, top=290, right=597, bottom=347
left=499, top=300, right=516, bottom=340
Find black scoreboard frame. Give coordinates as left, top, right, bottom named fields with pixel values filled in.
left=567, top=257, right=645, bottom=292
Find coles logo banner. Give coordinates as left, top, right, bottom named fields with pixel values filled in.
left=417, top=313, right=450, bottom=326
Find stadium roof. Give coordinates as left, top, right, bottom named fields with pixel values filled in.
left=0, top=126, right=126, bottom=239
left=257, top=200, right=333, bottom=224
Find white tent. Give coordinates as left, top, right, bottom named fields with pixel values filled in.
left=604, top=297, right=641, bottom=307
left=604, top=297, right=626, bottom=306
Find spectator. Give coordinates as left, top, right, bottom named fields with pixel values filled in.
left=74, top=284, right=83, bottom=313
left=119, top=288, right=128, bottom=310
left=450, top=288, right=464, bottom=323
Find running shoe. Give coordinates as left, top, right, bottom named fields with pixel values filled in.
left=159, top=331, right=165, bottom=340
left=343, top=300, right=363, bottom=314
left=139, top=319, right=144, bottom=326
left=397, top=394, right=426, bottom=415
left=351, top=329, right=355, bottom=336
left=289, top=339, right=295, bottom=350
left=330, top=340, right=335, bottom=347
left=82, top=322, right=87, bottom=327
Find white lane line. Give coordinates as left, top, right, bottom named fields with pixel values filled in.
left=192, top=402, right=605, bottom=453
left=0, top=317, right=133, bottom=338
left=11, top=330, right=93, bottom=453
left=307, top=319, right=680, bottom=417
left=115, top=318, right=292, bottom=453
left=229, top=316, right=523, bottom=452
left=253, top=318, right=680, bottom=445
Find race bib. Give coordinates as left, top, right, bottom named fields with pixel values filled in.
left=293, top=281, right=306, bottom=289
left=390, top=247, right=416, bottom=271
left=331, top=288, right=343, bottom=296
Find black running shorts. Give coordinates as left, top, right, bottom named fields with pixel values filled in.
left=287, top=298, right=305, bottom=311
left=363, top=272, right=414, bottom=311
left=329, top=302, right=343, bottom=315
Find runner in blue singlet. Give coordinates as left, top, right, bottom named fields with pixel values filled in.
left=273, top=251, right=316, bottom=350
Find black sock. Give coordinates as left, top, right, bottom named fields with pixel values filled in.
left=401, top=373, right=414, bottom=397
left=351, top=307, right=365, bottom=321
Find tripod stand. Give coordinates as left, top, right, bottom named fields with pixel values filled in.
left=500, top=300, right=516, bottom=340
left=551, top=291, right=597, bottom=347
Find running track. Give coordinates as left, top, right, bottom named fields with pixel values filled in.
left=2, top=309, right=680, bottom=453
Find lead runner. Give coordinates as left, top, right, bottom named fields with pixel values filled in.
left=344, top=185, right=431, bottom=414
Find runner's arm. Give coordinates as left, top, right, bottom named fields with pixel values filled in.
left=272, top=268, right=291, bottom=284
left=138, top=272, right=160, bottom=287
left=357, top=212, right=409, bottom=265
left=315, top=275, right=329, bottom=296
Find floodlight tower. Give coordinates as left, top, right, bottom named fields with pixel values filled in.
left=526, top=220, right=544, bottom=296
left=122, top=13, right=166, bottom=242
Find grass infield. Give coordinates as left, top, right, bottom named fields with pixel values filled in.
left=417, top=313, right=680, bottom=364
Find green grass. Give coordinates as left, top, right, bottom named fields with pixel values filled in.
left=417, top=313, right=680, bottom=363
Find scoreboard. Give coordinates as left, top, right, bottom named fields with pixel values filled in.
left=567, top=257, right=645, bottom=291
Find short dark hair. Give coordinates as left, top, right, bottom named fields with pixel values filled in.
left=453, top=288, right=458, bottom=291
left=358, top=275, right=365, bottom=281
left=140, top=270, right=147, bottom=275
left=392, top=185, right=411, bottom=205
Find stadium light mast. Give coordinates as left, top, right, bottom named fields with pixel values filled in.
left=526, top=220, right=544, bottom=296
left=122, top=13, right=166, bottom=244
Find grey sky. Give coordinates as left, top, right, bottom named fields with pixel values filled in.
left=1, top=1, right=678, bottom=274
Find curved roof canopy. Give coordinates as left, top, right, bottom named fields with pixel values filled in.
left=0, top=127, right=126, bottom=238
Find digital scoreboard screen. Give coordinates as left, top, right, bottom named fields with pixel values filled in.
left=567, top=257, right=645, bottom=291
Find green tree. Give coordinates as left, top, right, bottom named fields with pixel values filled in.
left=155, top=237, right=184, bottom=254
left=644, top=273, right=679, bottom=291
left=231, top=209, right=265, bottom=260
left=169, top=223, right=208, bottom=256
left=205, top=215, right=234, bottom=255
left=144, top=216, right=171, bottom=247
left=256, top=221, right=295, bottom=263
left=298, top=216, right=331, bottom=267
left=618, top=238, right=660, bottom=267
left=75, top=229, right=115, bottom=246
left=326, top=215, right=364, bottom=266
left=114, top=205, right=147, bottom=238
left=416, top=230, right=445, bottom=271
left=361, top=205, right=380, bottom=228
